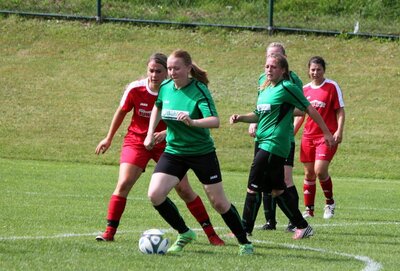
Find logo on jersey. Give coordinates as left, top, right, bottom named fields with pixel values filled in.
left=257, top=104, right=271, bottom=113
left=138, top=109, right=151, bottom=118
left=140, top=102, right=148, bottom=106
left=309, top=99, right=326, bottom=108
left=161, top=109, right=190, bottom=120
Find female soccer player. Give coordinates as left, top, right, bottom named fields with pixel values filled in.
left=230, top=53, right=335, bottom=240
left=247, top=42, right=304, bottom=233
left=95, top=53, right=224, bottom=246
left=297, top=56, right=345, bottom=219
left=144, top=49, right=253, bottom=255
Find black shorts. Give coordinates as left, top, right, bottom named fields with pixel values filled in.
left=154, top=151, right=222, bottom=185
left=254, top=141, right=295, bottom=167
left=247, top=149, right=286, bottom=193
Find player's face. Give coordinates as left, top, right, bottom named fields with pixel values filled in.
left=308, top=63, right=325, bottom=84
left=167, top=56, right=191, bottom=87
left=147, top=60, right=167, bottom=88
left=265, top=57, right=285, bottom=84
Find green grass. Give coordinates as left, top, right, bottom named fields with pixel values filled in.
left=1, top=16, right=399, bottom=179
left=1, top=158, right=399, bottom=270
left=0, top=16, right=400, bottom=270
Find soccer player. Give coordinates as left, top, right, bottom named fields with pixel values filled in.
left=230, top=53, right=335, bottom=240
left=144, top=49, right=253, bottom=255
left=247, top=42, right=304, bottom=233
left=95, top=53, right=224, bottom=246
left=296, top=56, right=345, bottom=219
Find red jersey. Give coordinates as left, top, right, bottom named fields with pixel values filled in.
left=302, top=79, right=344, bottom=138
left=120, top=78, right=166, bottom=143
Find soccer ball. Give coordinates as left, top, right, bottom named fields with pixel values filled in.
left=138, top=229, right=169, bottom=255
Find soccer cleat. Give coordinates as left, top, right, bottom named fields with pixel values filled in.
left=261, top=220, right=276, bottom=230
left=167, top=229, right=197, bottom=253
left=302, top=208, right=314, bottom=218
left=292, top=225, right=314, bottom=240
left=285, top=221, right=296, bottom=232
left=95, top=228, right=116, bottom=241
left=208, top=234, right=225, bottom=246
left=323, top=202, right=336, bottom=219
left=239, top=243, right=254, bottom=255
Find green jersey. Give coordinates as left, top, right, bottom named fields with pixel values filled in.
left=258, top=71, right=303, bottom=143
left=156, top=78, right=218, bottom=156
left=255, top=79, right=310, bottom=158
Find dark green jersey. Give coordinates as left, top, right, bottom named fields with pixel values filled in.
left=258, top=71, right=303, bottom=143
left=156, top=79, right=218, bottom=155
left=255, top=79, right=310, bottom=158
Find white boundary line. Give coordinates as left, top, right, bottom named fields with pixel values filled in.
left=0, top=222, right=390, bottom=271
left=251, top=239, right=382, bottom=271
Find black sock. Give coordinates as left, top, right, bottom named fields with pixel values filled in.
left=263, top=192, right=277, bottom=224
left=222, top=204, right=250, bottom=244
left=287, top=185, right=299, bottom=210
left=241, top=192, right=261, bottom=234
left=276, top=190, right=308, bottom=229
left=154, top=197, right=188, bottom=233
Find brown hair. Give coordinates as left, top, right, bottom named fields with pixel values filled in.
left=308, top=56, right=326, bottom=71
left=170, top=49, right=209, bottom=85
left=148, top=52, right=167, bottom=70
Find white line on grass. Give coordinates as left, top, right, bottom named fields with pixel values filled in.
left=0, top=222, right=389, bottom=271
left=251, top=239, right=382, bottom=271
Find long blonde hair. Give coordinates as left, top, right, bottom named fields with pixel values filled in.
left=170, top=49, right=209, bottom=85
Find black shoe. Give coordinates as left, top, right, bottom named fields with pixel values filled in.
left=285, top=221, right=296, bottom=232
left=262, top=220, right=276, bottom=230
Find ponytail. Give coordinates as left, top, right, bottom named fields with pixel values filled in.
left=170, top=49, right=209, bottom=85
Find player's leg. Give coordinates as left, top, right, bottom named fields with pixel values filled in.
left=300, top=137, right=317, bottom=218
left=192, top=151, right=253, bottom=255
left=96, top=163, right=143, bottom=241
left=175, top=176, right=224, bottom=246
left=149, top=153, right=195, bottom=253
left=315, top=138, right=338, bottom=219
left=203, top=182, right=253, bottom=255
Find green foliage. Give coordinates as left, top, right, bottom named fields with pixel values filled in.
left=0, top=0, right=399, bottom=34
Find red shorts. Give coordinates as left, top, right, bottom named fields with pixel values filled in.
left=120, top=140, right=166, bottom=169
left=300, top=136, right=338, bottom=163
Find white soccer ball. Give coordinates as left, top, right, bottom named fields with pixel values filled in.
left=138, top=229, right=169, bottom=255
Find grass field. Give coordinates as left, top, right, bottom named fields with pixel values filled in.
left=1, top=15, right=400, bottom=270
left=1, top=158, right=399, bottom=270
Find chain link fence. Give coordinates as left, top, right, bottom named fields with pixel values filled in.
left=0, top=0, right=399, bottom=40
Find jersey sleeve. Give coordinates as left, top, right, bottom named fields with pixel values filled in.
left=120, top=86, right=135, bottom=112
left=196, top=82, right=218, bottom=118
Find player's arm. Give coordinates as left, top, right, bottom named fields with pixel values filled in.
left=230, top=112, right=258, bottom=124
left=304, top=105, right=335, bottom=148
left=95, top=107, right=128, bottom=154
left=177, top=114, right=220, bottom=128
left=334, top=107, right=345, bottom=144
left=294, top=115, right=305, bottom=136
left=144, top=105, right=162, bottom=150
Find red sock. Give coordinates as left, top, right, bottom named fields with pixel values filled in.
left=303, top=179, right=316, bottom=208
left=106, top=195, right=127, bottom=228
left=186, top=196, right=215, bottom=237
left=320, top=176, right=334, bottom=205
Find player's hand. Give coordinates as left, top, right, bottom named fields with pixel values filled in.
left=177, top=112, right=193, bottom=126
left=248, top=123, right=257, bottom=137
left=144, top=134, right=155, bottom=150
left=229, top=114, right=240, bottom=124
left=95, top=139, right=111, bottom=155
left=153, top=131, right=166, bottom=144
